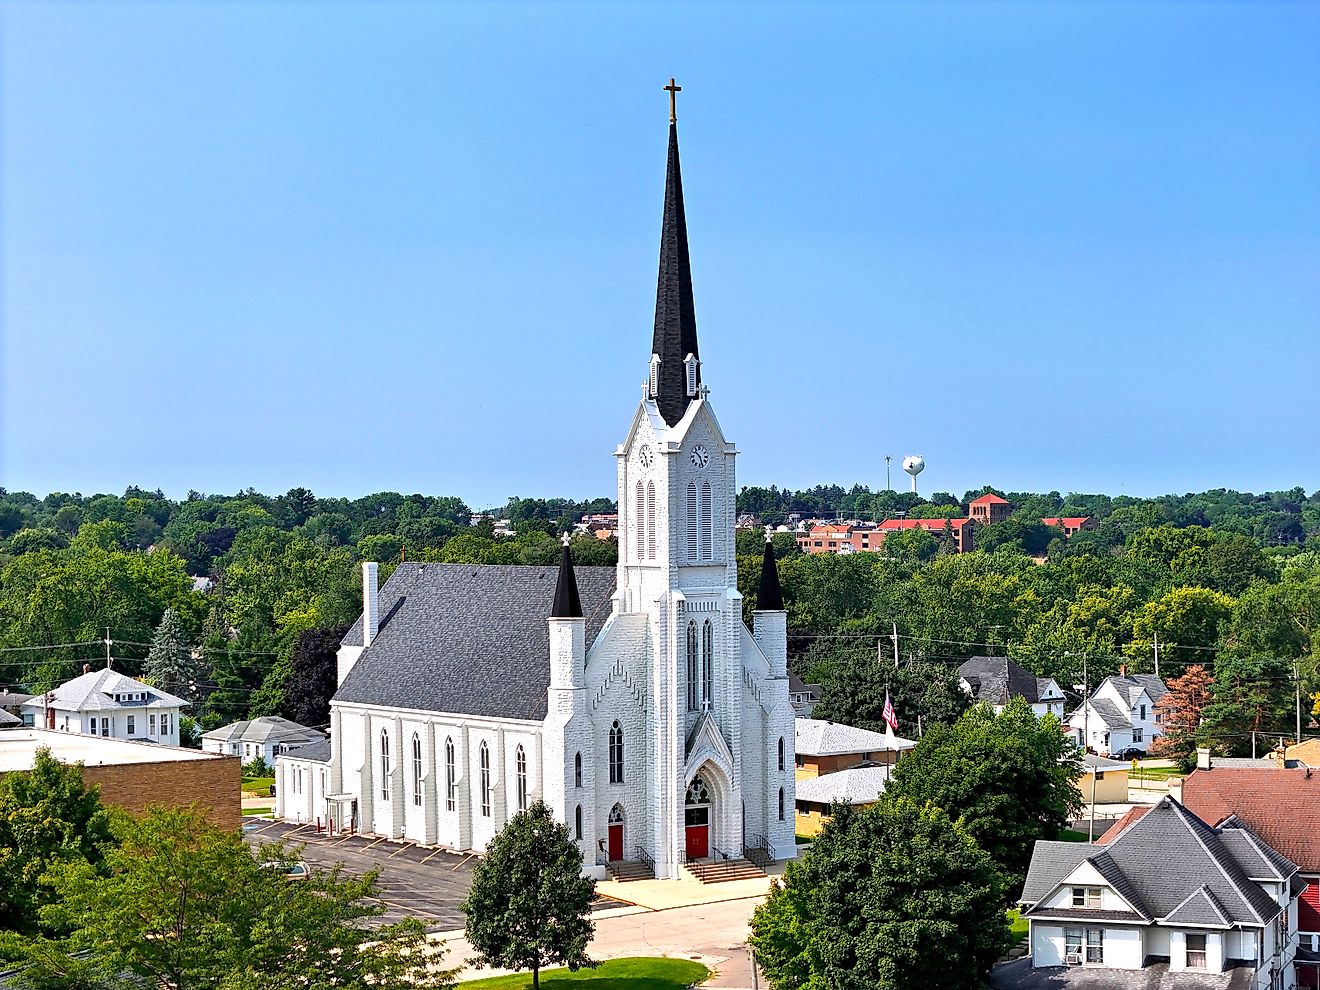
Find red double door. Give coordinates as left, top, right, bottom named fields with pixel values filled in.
left=685, top=805, right=709, bottom=859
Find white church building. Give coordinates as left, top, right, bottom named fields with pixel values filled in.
left=276, top=101, right=797, bottom=879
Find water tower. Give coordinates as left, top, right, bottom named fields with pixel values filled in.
left=902, top=455, right=925, bottom=493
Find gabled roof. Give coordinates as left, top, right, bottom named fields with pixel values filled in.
left=969, top=493, right=1011, bottom=505
left=21, top=668, right=187, bottom=714
left=958, top=656, right=1049, bottom=705
left=1161, top=885, right=1231, bottom=927
left=794, top=764, right=891, bottom=806
left=1101, top=673, right=1168, bottom=706
left=200, top=716, right=324, bottom=745
left=280, top=738, right=331, bottom=764
left=334, top=562, right=616, bottom=722
left=0, top=709, right=18, bottom=727
left=1079, top=697, right=1131, bottom=729
left=1181, top=767, right=1320, bottom=872
left=794, top=718, right=915, bottom=757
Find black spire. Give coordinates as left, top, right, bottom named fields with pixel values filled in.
left=757, top=537, right=784, bottom=611
left=650, top=115, right=700, bottom=427
left=551, top=540, right=583, bottom=618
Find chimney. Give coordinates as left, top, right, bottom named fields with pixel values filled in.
left=1168, top=776, right=1183, bottom=804
left=83, top=663, right=90, bottom=674
left=1196, top=747, right=1212, bottom=771
left=362, top=562, right=379, bottom=648
left=1119, top=662, right=1127, bottom=679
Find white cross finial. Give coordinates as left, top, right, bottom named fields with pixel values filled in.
left=698, top=383, right=711, bottom=400
left=765, top=525, right=774, bottom=544
left=561, top=532, right=572, bottom=547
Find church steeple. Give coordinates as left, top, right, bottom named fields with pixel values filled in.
left=757, top=534, right=784, bottom=611
left=650, top=79, right=700, bottom=427
left=550, top=536, right=582, bottom=619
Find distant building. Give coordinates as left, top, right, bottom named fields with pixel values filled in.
left=796, top=517, right=975, bottom=555
left=0, top=728, right=239, bottom=828
left=1066, top=670, right=1167, bottom=757
left=794, top=718, right=915, bottom=778
left=788, top=673, right=822, bottom=718
left=21, top=667, right=187, bottom=747
left=1076, top=754, right=1130, bottom=805
left=0, top=689, right=33, bottom=727
left=969, top=493, right=1014, bottom=526
left=794, top=763, right=892, bottom=838
left=958, top=656, right=1066, bottom=718
left=1042, top=516, right=1098, bottom=537
left=201, top=716, right=326, bottom=764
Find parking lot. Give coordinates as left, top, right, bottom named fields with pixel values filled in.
left=243, top=817, right=479, bottom=930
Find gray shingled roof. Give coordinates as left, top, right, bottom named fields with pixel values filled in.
left=0, top=709, right=19, bottom=727
left=1020, top=798, right=1290, bottom=929
left=793, top=764, right=891, bottom=805
left=1162, top=886, right=1230, bottom=927
left=959, top=656, right=1045, bottom=705
left=334, top=562, right=616, bottom=722
left=1088, top=697, right=1131, bottom=729
left=1104, top=674, right=1168, bottom=707
left=201, top=716, right=324, bottom=745
left=794, top=718, right=915, bottom=757
left=280, top=738, right=331, bottom=763
left=20, top=669, right=187, bottom=714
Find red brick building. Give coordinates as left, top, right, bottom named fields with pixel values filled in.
left=1041, top=516, right=1098, bottom=536
left=797, top=518, right=976, bottom=555
left=968, top=493, right=1013, bottom=526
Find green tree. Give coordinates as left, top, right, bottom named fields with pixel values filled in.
left=887, top=698, right=1081, bottom=893
left=1200, top=652, right=1297, bottom=755
left=3, top=805, right=453, bottom=989
left=1151, top=664, right=1213, bottom=764
left=814, top=650, right=969, bottom=734
left=462, top=801, right=595, bottom=990
left=1126, top=586, right=1235, bottom=673
left=0, top=748, right=115, bottom=941
left=143, top=608, right=198, bottom=701
left=749, top=797, right=1008, bottom=990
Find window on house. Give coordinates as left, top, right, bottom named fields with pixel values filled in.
left=1186, top=933, right=1207, bottom=969
left=515, top=745, right=528, bottom=812
left=479, top=742, right=491, bottom=817
left=445, top=737, right=456, bottom=811
left=778, top=737, right=785, bottom=772
left=148, top=713, right=156, bottom=735
left=1139, top=704, right=1146, bottom=720
left=1133, top=729, right=1144, bottom=743
left=574, top=751, right=583, bottom=788
left=686, top=621, right=699, bottom=711
left=609, top=721, right=624, bottom=784
left=380, top=730, right=391, bottom=801
left=1085, top=930, right=1103, bottom=964
left=701, top=620, right=713, bottom=707
left=1071, top=887, right=1102, bottom=908
left=412, top=733, right=423, bottom=808
left=102, top=718, right=110, bottom=737
left=127, top=715, right=135, bottom=735
left=1065, top=929, right=1082, bottom=962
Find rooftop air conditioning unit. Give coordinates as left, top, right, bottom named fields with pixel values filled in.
left=1065, top=954, right=1082, bottom=966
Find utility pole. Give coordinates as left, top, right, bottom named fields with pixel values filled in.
left=1297, top=657, right=1304, bottom=745
left=1083, top=653, right=1097, bottom=842
left=104, top=627, right=112, bottom=670
left=891, top=622, right=900, bottom=669
left=885, top=455, right=892, bottom=492
left=1153, top=632, right=1160, bottom=678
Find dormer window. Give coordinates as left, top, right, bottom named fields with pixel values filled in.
left=1071, top=886, right=1101, bottom=908
left=649, top=354, right=661, bottom=398
left=684, top=353, right=699, bottom=396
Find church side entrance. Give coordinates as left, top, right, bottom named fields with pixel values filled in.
left=607, top=804, right=624, bottom=862
left=685, top=777, right=711, bottom=859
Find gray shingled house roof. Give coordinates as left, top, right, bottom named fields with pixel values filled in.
left=334, top=562, right=616, bottom=722
left=1020, top=797, right=1294, bottom=929
left=959, top=656, right=1048, bottom=705
left=281, top=738, right=332, bottom=763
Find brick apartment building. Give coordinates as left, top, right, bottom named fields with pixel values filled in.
left=797, top=517, right=976, bottom=554
left=1042, top=515, right=1098, bottom=536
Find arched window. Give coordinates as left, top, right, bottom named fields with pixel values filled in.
left=645, top=482, right=657, bottom=560
left=574, top=752, right=582, bottom=789
left=379, top=729, right=391, bottom=801
left=574, top=804, right=583, bottom=840
left=608, top=721, right=624, bottom=784
left=686, top=621, right=699, bottom=711
left=777, top=737, right=785, bottom=772
left=686, top=481, right=699, bottom=560
left=685, top=777, right=711, bottom=805
left=479, top=741, right=491, bottom=817
left=445, top=737, right=456, bottom=811
left=699, top=481, right=713, bottom=560
left=701, top=620, right=714, bottom=707
left=412, top=732, right=423, bottom=807
left=635, top=482, right=646, bottom=561
left=778, top=787, right=785, bottom=821
left=515, top=745, right=528, bottom=812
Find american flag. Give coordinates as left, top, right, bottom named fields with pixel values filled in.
left=882, top=691, right=898, bottom=732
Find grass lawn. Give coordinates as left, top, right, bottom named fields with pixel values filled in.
left=1059, top=829, right=1091, bottom=842
left=459, top=957, right=709, bottom=989
left=1007, top=909, right=1028, bottom=947
left=241, top=776, right=275, bottom=794
left=244, top=806, right=273, bottom=815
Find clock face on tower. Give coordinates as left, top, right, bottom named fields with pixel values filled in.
left=639, top=444, right=654, bottom=469
left=690, top=444, right=709, bottom=469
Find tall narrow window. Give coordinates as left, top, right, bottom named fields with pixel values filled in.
left=686, top=621, right=699, bottom=711
left=635, top=482, right=646, bottom=562
left=412, top=733, right=423, bottom=807
left=515, top=745, right=528, bottom=812
left=445, top=737, right=456, bottom=811
left=686, top=482, right=699, bottom=560
left=699, top=481, right=713, bottom=560
left=778, top=787, right=785, bottom=821
left=778, top=737, right=785, bottom=772
left=379, top=730, right=391, bottom=801
left=701, top=620, right=714, bottom=707
left=479, top=742, right=491, bottom=817
left=575, top=805, right=583, bottom=840
left=574, top=752, right=582, bottom=788
left=645, top=482, right=657, bottom=560
left=609, top=721, right=624, bottom=784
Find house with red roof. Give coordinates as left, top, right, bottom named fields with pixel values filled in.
left=1042, top=516, right=1098, bottom=537
left=796, top=518, right=976, bottom=555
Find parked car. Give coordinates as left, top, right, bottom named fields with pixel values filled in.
left=1112, top=746, right=1146, bottom=761
left=260, top=861, right=308, bottom=881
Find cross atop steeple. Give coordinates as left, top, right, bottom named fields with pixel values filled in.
left=664, top=77, right=682, bottom=123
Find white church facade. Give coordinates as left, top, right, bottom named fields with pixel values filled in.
left=276, top=100, right=796, bottom=879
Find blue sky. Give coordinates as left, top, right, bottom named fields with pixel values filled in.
left=3, top=1, right=1317, bottom=507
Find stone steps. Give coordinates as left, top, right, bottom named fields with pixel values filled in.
left=606, top=859, right=655, bottom=882
left=684, top=857, right=767, bottom=884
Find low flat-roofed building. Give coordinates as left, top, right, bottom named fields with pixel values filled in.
left=0, top=728, right=240, bottom=829
left=794, top=718, right=916, bottom=777
left=794, top=762, right=892, bottom=837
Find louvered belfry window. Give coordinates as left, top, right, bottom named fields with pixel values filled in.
left=699, top=481, right=713, bottom=560
left=686, top=482, right=699, bottom=559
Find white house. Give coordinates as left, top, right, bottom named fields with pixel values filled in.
left=276, top=108, right=797, bottom=880
left=1018, top=797, right=1300, bottom=989
left=21, top=667, right=186, bottom=747
left=957, top=656, right=1066, bottom=718
left=202, top=716, right=325, bottom=764
left=1065, top=671, right=1167, bottom=757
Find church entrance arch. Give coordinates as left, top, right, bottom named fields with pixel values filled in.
left=684, top=777, right=712, bottom=860
left=607, top=804, right=625, bottom=862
